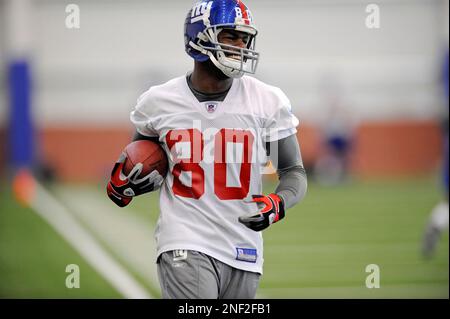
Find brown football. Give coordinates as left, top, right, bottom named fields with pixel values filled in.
left=122, top=140, right=168, bottom=178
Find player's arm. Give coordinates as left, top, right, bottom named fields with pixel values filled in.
left=272, top=134, right=308, bottom=209
left=239, top=134, right=307, bottom=231
left=106, top=130, right=163, bottom=207
left=132, top=130, right=160, bottom=143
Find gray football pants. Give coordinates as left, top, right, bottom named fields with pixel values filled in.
left=157, top=250, right=260, bottom=299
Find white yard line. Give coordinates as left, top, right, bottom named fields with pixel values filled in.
left=31, top=182, right=153, bottom=299
left=54, top=185, right=159, bottom=292
left=54, top=185, right=275, bottom=299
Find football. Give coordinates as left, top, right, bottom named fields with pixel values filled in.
left=122, top=140, right=168, bottom=178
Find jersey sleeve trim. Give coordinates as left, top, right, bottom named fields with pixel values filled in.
left=264, top=127, right=297, bottom=142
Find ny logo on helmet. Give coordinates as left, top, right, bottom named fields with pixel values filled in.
left=191, top=1, right=213, bottom=23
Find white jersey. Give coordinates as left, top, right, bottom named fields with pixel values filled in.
left=130, top=75, right=299, bottom=274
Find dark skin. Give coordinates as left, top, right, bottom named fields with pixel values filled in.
left=134, top=29, right=251, bottom=142
left=190, top=29, right=251, bottom=94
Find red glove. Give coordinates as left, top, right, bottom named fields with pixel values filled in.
left=238, top=193, right=285, bottom=231
left=106, top=153, right=163, bottom=207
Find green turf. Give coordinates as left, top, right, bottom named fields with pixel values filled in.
left=0, top=185, right=121, bottom=298
left=259, top=177, right=449, bottom=298
left=125, top=176, right=449, bottom=298
left=1, top=177, right=448, bottom=298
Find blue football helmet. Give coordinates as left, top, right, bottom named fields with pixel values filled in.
left=184, top=0, right=260, bottom=78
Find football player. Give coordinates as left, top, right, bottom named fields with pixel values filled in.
left=422, top=51, right=449, bottom=259
left=107, top=0, right=307, bottom=299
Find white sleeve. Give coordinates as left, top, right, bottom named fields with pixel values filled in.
left=263, top=88, right=299, bottom=142
left=129, top=91, right=159, bottom=137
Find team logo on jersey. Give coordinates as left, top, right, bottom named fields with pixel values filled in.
left=205, top=102, right=218, bottom=113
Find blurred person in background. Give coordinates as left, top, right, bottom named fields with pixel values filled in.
left=422, top=50, right=449, bottom=259
left=314, top=73, right=355, bottom=186
left=106, top=0, right=307, bottom=299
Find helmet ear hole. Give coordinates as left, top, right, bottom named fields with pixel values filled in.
left=197, top=38, right=207, bottom=48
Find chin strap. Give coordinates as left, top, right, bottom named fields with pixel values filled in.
left=189, top=40, right=244, bottom=78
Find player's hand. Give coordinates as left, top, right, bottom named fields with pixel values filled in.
left=238, top=193, right=285, bottom=231
left=106, top=153, right=164, bottom=207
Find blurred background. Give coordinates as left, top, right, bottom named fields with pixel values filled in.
left=0, top=0, right=448, bottom=298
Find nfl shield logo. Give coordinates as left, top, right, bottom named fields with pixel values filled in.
left=205, top=102, right=218, bottom=113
